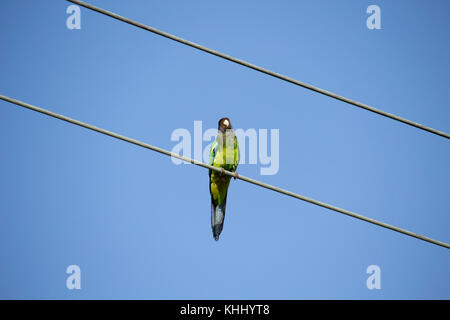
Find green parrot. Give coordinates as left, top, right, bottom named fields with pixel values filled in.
left=209, top=117, right=240, bottom=241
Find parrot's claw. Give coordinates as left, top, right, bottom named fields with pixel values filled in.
left=220, top=168, right=225, bottom=176
left=233, top=172, right=239, bottom=180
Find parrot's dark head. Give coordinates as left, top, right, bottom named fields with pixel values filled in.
left=218, top=117, right=232, bottom=133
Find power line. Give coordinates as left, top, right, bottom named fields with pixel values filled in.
left=1, top=94, right=448, bottom=249
left=67, top=0, right=450, bottom=140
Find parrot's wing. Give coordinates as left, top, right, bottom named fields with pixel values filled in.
left=209, top=139, right=219, bottom=194
left=209, top=139, right=219, bottom=166
left=232, top=135, right=239, bottom=172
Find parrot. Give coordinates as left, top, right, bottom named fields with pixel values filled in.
left=209, top=117, right=240, bottom=241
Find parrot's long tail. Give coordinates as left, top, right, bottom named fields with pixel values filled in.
left=211, top=196, right=227, bottom=241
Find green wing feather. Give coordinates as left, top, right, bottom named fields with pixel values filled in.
left=209, top=140, right=219, bottom=166
left=232, top=135, right=239, bottom=171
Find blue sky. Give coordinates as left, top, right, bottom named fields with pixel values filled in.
left=0, top=0, right=449, bottom=299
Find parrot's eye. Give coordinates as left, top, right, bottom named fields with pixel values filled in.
left=223, top=119, right=229, bottom=127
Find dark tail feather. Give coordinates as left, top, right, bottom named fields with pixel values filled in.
left=211, top=196, right=227, bottom=241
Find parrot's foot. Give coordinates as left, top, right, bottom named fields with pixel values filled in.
left=233, top=172, right=239, bottom=180
left=220, top=168, right=225, bottom=176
